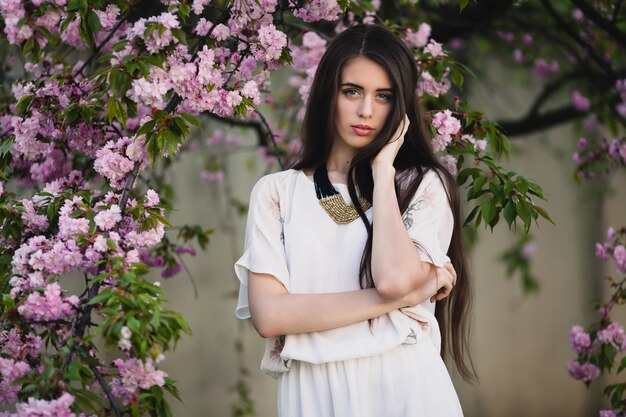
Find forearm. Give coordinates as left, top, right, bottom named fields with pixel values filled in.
left=371, top=162, right=432, bottom=299
left=248, top=273, right=412, bottom=338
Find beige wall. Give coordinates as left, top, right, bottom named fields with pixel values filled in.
left=156, top=64, right=626, bottom=416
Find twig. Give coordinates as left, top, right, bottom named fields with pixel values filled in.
left=540, top=0, right=613, bottom=76
left=87, top=362, right=123, bottom=417
left=173, top=252, right=199, bottom=298
left=570, top=0, right=626, bottom=48
left=75, top=13, right=130, bottom=76
left=256, top=109, right=285, bottom=169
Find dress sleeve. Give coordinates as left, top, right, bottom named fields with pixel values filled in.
left=402, top=170, right=454, bottom=267
left=234, top=175, right=290, bottom=320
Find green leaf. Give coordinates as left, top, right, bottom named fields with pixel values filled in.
left=534, top=205, right=555, bottom=225
left=503, top=201, right=516, bottom=228
left=481, top=199, right=497, bottom=226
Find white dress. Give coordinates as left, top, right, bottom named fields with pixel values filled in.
left=234, top=168, right=463, bottom=417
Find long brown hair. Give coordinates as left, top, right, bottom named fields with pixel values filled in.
left=290, top=24, right=476, bottom=382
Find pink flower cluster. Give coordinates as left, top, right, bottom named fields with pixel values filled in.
left=569, top=325, right=592, bottom=354
left=405, top=23, right=431, bottom=48
left=0, top=329, right=42, bottom=360
left=128, top=12, right=180, bottom=54
left=6, top=392, right=78, bottom=417
left=567, top=360, right=600, bottom=382
left=94, top=136, right=147, bottom=189
left=0, top=358, right=30, bottom=404
left=111, top=358, right=167, bottom=405
left=291, top=0, right=343, bottom=22
left=595, top=227, right=626, bottom=274
left=431, top=110, right=461, bottom=152
left=532, top=58, right=559, bottom=79
left=418, top=70, right=451, bottom=98
left=571, top=90, right=590, bottom=112
left=289, top=31, right=327, bottom=119
left=17, top=282, right=79, bottom=322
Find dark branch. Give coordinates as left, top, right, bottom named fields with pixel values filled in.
left=76, top=13, right=130, bottom=76
left=570, top=0, right=626, bottom=48
left=540, top=0, right=613, bottom=76
left=499, top=104, right=586, bottom=137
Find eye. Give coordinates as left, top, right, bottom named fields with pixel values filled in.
left=377, top=92, right=393, bottom=101
left=342, top=88, right=360, bottom=97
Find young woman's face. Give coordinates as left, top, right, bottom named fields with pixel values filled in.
left=333, top=56, right=394, bottom=152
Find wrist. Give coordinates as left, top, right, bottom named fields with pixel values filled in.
left=371, top=161, right=395, bottom=182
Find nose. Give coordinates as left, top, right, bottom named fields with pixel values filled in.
left=358, top=96, right=373, bottom=119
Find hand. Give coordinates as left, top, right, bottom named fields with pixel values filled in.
left=372, top=114, right=409, bottom=168
left=398, top=262, right=457, bottom=307
left=429, top=262, right=457, bottom=303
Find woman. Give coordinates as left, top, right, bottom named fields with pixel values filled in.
left=234, top=24, right=474, bottom=417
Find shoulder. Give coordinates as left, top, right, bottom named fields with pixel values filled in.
left=398, top=166, right=449, bottom=194
left=250, top=169, right=300, bottom=202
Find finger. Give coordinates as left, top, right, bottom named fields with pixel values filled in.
left=443, top=263, right=457, bottom=286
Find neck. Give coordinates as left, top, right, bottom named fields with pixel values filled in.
left=326, top=141, right=356, bottom=175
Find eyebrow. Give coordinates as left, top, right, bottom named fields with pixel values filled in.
left=340, top=82, right=393, bottom=92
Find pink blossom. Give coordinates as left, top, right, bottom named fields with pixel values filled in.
left=13, top=392, right=76, bottom=417
left=572, top=152, right=581, bottom=164
left=521, top=242, right=537, bottom=260
left=607, top=227, right=616, bottom=241
left=597, top=322, right=626, bottom=350
left=424, top=39, right=445, bottom=57
left=194, top=18, right=212, bottom=36
left=595, top=243, right=609, bottom=261
left=241, top=80, right=261, bottom=105
left=417, top=71, right=450, bottom=98
left=17, top=282, right=79, bottom=322
left=578, top=137, right=587, bottom=149
left=256, top=24, right=287, bottom=61
left=614, top=246, right=626, bottom=274
left=94, top=204, right=122, bottom=231
left=522, top=34, right=533, bottom=44
left=569, top=325, right=592, bottom=354
left=144, top=189, right=160, bottom=207
left=21, top=199, right=49, bottom=233
left=406, top=23, right=431, bottom=48
left=496, top=31, right=514, bottom=42
left=571, top=90, right=590, bottom=111
left=533, top=58, right=559, bottom=79
left=211, top=23, right=230, bottom=41
left=291, top=0, right=342, bottom=22
left=566, top=360, right=600, bottom=382
left=513, top=49, right=523, bottom=63
left=0, top=358, right=30, bottom=403
left=0, top=328, right=42, bottom=358
left=192, top=0, right=211, bottom=14
left=161, top=262, right=184, bottom=278
left=201, top=170, right=225, bottom=183
left=599, top=410, right=619, bottom=417
left=572, top=8, right=584, bottom=21
left=124, top=223, right=165, bottom=248
left=113, top=357, right=167, bottom=392
left=439, top=155, right=457, bottom=175
left=175, top=245, right=196, bottom=256
left=94, top=139, right=136, bottom=189
left=431, top=134, right=451, bottom=152
left=432, top=110, right=461, bottom=136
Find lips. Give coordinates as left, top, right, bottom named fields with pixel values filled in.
left=351, top=124, right=373, bottom=136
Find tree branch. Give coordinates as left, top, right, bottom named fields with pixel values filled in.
left=570, top=0, right=626, bottom=48
left=540, top=0, right=613, bottom=76
left=76, top=13, right=130, bottom=76
left=499, top=104, right=586, bottom=137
